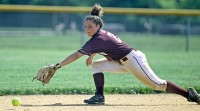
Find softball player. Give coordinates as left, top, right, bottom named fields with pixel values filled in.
left=54, top=4, right=200, bottom=104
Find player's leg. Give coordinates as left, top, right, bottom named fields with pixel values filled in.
left=92, top=58, right=128, bottom=95
left=167, top=81, right=200, bottom=104
left=140, top=58, right=200, bottom=104
left=122, top=50, right=200, bottom=104
left=166, top=81, right=188, bottom=98
left=121, top=50, right=167, bottom=91
left=84, top=58, right=128, bottom=104
left=92, top=58, right=128, bottom=74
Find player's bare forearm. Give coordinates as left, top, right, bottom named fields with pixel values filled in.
left=59, top=51, right=84, bottom=67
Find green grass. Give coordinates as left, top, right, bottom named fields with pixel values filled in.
left=0, top=33, right=200, bottom=95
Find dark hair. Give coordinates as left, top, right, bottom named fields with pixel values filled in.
left=85, top=3, right=104, bottom=29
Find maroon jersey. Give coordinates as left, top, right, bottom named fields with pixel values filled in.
left=78, top=30, right=133, bottom=61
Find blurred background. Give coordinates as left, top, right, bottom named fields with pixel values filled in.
left=0, top=0, right=199, bottom=37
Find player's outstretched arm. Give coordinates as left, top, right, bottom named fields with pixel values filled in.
left=57, top=51, right=84, bottom=68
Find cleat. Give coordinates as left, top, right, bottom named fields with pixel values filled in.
left=188, top=87, right=200, bottom=104
left=84, top=92, right=105, bottom=104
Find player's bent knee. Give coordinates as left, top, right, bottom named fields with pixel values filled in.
left=152, top=84, right=167, bottom=91
left=91, top=62, right=102, bottom=74
left=91, top=61, right=100, bottom=69
left=150, top=80, right=167, bottom=91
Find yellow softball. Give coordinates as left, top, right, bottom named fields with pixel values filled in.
left=12, top=98, right=21, bottom=106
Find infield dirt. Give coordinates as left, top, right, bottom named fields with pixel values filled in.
left=0, top=94, right=200, bottom=111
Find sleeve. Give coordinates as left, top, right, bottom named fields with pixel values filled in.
left=78, top=39, right=101, bottom=56
left=78, top=44, right=91, bottom=56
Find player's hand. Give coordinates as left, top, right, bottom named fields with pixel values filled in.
left=86, top=53, right=96, bottom=66
left=86, top=56, right=93, bottom=66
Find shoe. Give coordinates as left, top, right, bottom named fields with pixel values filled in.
left=188, top=87, right=200, bottom=104
left=84, top=92, right=105, bottom=104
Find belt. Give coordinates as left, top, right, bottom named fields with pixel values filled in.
left=117, top=56, right=128, bottom=65
left=121, top=56, right=128, bottom=62
left=117, top=49, right=137, bottom=65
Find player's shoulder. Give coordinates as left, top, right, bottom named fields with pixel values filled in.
left=100, top=29, right=110, bottom=35
left=93, top=29, right=115, bottom=41
left=99, top=29, right=114, bottom=37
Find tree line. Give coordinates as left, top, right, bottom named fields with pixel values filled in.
left=0, top=0, right=199, bottom=34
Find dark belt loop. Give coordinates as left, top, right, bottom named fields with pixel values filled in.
left=122, top=57, right=128, bottom=62
left=117, top=57, right=128, bottom=65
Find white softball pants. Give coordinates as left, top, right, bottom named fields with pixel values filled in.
left=92, top=50, right=167, bottom=91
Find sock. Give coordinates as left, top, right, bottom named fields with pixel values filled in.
left=93, top=73, right=104, bottom=96
left=166, top=81, right=188, bottom=98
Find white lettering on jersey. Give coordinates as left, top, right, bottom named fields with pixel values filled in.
left=107, top=31, right=122, bottom=43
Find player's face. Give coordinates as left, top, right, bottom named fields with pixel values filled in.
left=85, top=20, right=100, bottom=37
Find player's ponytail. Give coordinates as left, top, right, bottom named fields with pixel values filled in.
left=85, top=3, right=104, bottom=29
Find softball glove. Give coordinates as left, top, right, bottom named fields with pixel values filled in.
left=32, top=63, right=61, bottom=84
